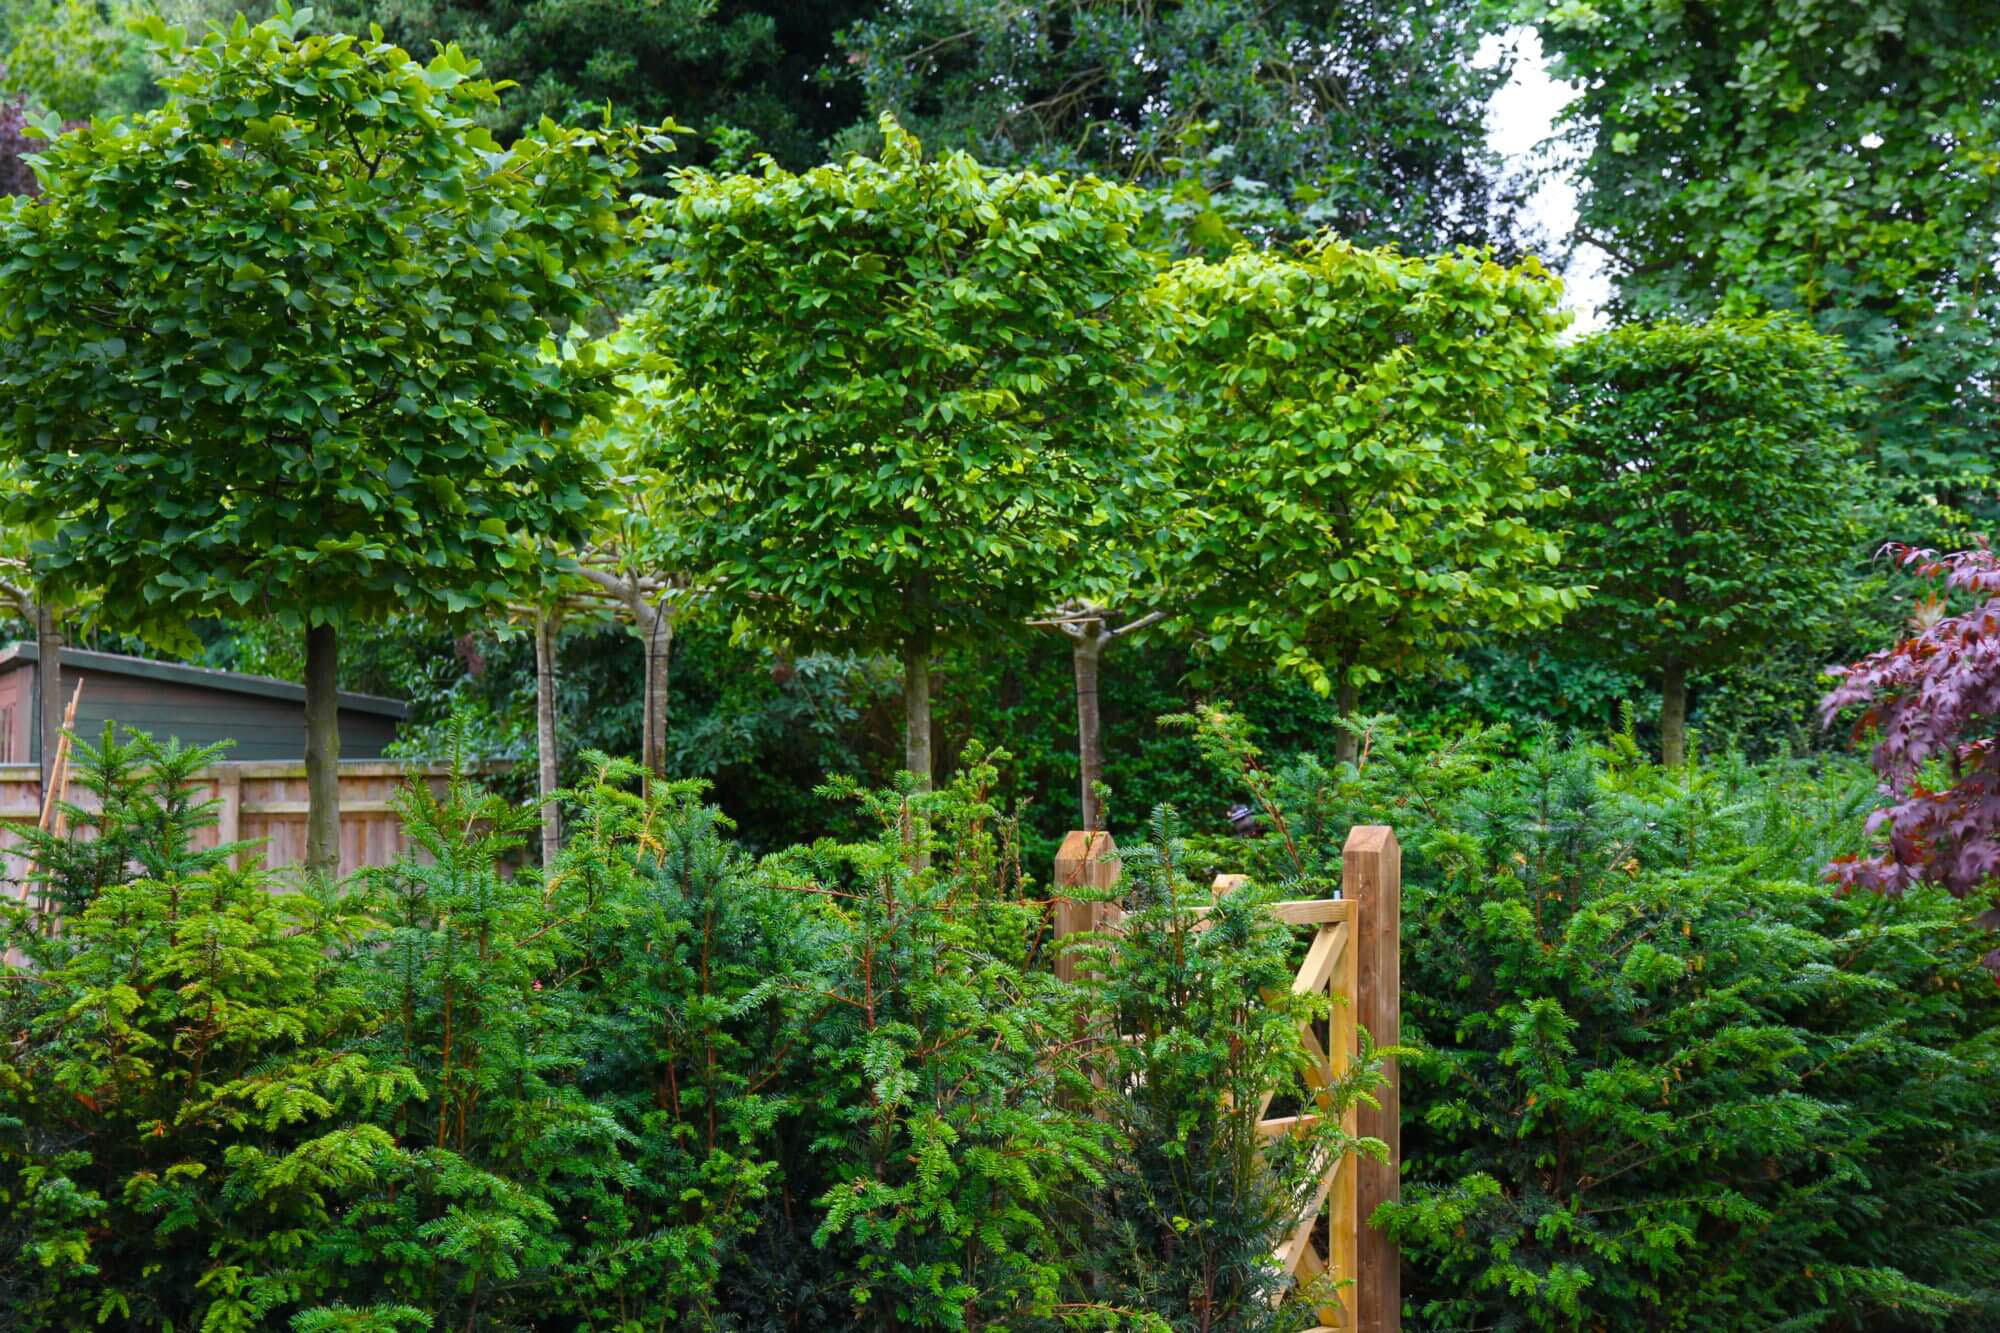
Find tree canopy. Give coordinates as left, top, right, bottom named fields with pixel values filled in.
left=1547, top=316, right=1862, bottom=764
left=1160, top=239, right=1577, bottom=757
left=1537, top=0, right=2000, bottom=504
left=0, top=7, right=650, bottom=867
left=306, top=0, right=868, bottom=163
left=843, top=0, right=1533, bottom=253
left=634, top=116, right=1163, bottom=783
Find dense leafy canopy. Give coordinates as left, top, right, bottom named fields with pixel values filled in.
left=636, top=118, right=1162, bottom=682
left=844, top=0, right=1533, bottom=252
left=1546, top=317, right=1863, bottom=760
left=0, top=0, right=156, bottom=121
left=0, top=10, right=638, bottom=633
left=1537, top=0, right=2000, bottom=502
left=1161, top=240, right=1577, bottom=710
left=307, top=0, right=866, bottom=162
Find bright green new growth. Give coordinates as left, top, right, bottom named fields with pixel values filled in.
left=1160, top=240, right=1579, bottom=758
left=1547, top=316, right=1862, bottom=765
left=0, top=5, right=650, bottom=871
left=635, top=115, right=1163, bottom=786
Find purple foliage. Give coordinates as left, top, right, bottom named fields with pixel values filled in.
left=1822, top=543, right=2000, bottom=969
left=0, top=89, right=41, bottom=197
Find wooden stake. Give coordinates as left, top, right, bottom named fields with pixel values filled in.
left=37, top=677, right=83, bottom=833
left=29, top=678, right=83, bottom=932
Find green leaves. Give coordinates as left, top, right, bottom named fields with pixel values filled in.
left=636, top=117, right=1166, bottom=655
left=0, top=12, right=656, bottom=637
left=1537, top=0, right=2000, bottom=508
left=839, top=0, right=1529, bottom=257
left=1546, top=316, right=1864, bottom=676
left=1161, top=239, right=1578, bottom=699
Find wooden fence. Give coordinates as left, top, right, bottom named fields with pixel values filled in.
left=0, top=759, right=454, bottom=888
left=1054, top=825, right=1403, bottom=1333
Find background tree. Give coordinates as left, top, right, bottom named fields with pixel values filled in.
left=840, top=0, right=1533, bottom=254
left=1547, top=317, right=1862, bottom=766
left=306, top=0, right=867, bottom=163
left=1536, top=0, right=2000, bottom=509
left=637, top=117, right=1162, bottom=788
left=0, top=10, right=647, bottom=876
left=0, top=0, right=158, bottom=121
left=1161, top=239, right=1577, bottom=765
left=568, top=374, right=706, bottom=783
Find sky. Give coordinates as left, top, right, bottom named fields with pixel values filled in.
left=1481, top=28, right=1610, bottom=331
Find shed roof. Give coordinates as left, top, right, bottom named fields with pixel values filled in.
left=0, top=643, right=408, bottom=719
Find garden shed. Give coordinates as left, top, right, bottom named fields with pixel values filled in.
left=0, top=642, right=406, bottom=763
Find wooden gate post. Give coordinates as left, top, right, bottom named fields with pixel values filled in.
left=1051, top=829, right=1120, bottom=981
left=1343, top=825, right=1401, bottom=1332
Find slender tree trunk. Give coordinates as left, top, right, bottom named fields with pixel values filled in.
left=642, top=608, right=672, bottom=780
left=303, top=622, right=341, bottom=881
left=35, top=602, right=62, bottom=790
left=1661, top=659, right=1689, bottom=768
left=1334, top=675, right=1361, bottom=768
left=1072, top=626, right=1106, bottom=831
left=535, top=610, right=560, bottom=870
left=904, top=630, right=932, bottom=791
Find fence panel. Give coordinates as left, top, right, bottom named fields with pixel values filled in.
left=0, top=758, right=455, bottom=899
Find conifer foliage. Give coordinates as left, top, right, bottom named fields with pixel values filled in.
left=1175, top=710, right=2000, bottom=1329
left=1, top=728, right=1379, bottom=1329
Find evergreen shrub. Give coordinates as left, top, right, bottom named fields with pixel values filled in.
left=1174, top=708, right=2000, bottom=1330
left=0, top=727, right=1378, bottom=1331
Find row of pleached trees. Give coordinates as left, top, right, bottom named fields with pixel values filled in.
left=0, top=12, right=1864, bottom=868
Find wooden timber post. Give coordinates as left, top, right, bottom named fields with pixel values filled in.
left=1344, top=825, right=1401, bottom=1332
left=215, top=765, right=243, bottom=871
left=1051, top=829, right=1120, bottom=981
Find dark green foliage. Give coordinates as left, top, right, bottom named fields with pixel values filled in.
left=1174, top=708, right=2000, bottom=1329
left=305, top=0, right=867, bottom=163
left=1065, top=805, right=1388, bottom=1330
left=766, top=749, right=1113, bottom=1326
left=1535, top=0, right=2000, bottom=506
left=840, top=0, right=1531, bottom=254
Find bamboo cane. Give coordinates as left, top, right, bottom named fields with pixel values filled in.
left=30, top=679, right=84, bottom=932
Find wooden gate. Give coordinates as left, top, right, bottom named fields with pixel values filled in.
left=1053, top=825, right=1403, bottom=1333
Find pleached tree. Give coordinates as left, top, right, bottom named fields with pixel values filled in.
left=0, top=10, right=653, bottom=875
left=1161, top=240, right=1578, bottom=763
left=635, top=117, right=1163, bottom=787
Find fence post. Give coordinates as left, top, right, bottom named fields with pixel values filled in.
left=216, top=765, right=242, bottom=871
left=1051, top=829, right=1119, bottom=981
left=1344, top=824, right=1401, bottom=1333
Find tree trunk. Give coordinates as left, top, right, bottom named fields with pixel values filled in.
left=641, top=607, right=672, bottom=781
left=535, top=610, right=560, bottom=870
left=35, top=602, right=62, bottom=791
left=1661, top=660, right=1689, bottom=768
left=1071, top=626, right=1106, bottom=831
left=904, top=630, right=933, bottom=791
left=1334, top=676, right=1361, bottom=768
left=303, top=622, right=341, bottom=881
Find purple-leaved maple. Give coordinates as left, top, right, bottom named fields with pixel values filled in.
left=1822, top=543, right=2000, bottom=969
